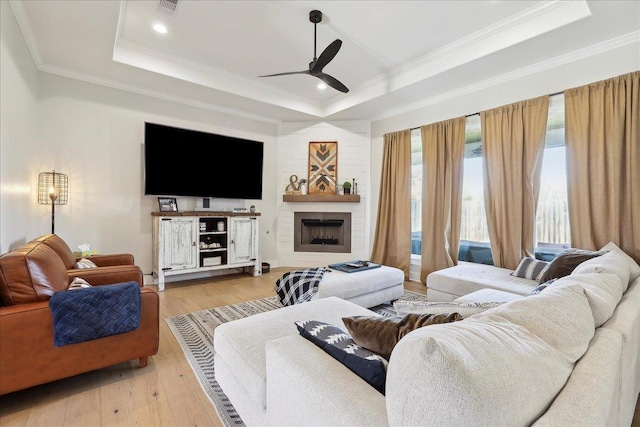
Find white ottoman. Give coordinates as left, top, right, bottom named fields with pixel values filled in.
left=311, top=265, right=405, bottom=308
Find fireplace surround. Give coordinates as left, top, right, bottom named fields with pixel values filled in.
left=294, top=212, right=351, bottom=253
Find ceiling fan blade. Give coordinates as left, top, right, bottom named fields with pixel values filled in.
left=311, top=39, right=342, bottom=74
left=316, top=73, right=349, bottom=93
left=258, top=70, right=310, bottom=78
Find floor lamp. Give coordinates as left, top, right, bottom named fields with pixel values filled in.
left=38, top=170, right=68, bottom=234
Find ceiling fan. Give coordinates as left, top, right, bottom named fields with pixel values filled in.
left=259, top=10, right=349, bottom=93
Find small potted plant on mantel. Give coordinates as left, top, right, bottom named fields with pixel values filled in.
left=342, top=181, right=352, bottom=194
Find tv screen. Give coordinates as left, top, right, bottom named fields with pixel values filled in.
left=144, top=122, right=263, bottom=199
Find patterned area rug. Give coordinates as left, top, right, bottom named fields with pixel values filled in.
left=165, top=290, right=428, bottom=427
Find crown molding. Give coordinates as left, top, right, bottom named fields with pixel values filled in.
left=9, top=0, right=44, bottom=69
left=320, top=0, right=592, bottom=117
left=369, top=31, right=640, bottom=123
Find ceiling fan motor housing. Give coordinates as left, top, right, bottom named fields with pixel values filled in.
left=309, top=10, right=322, bottom=23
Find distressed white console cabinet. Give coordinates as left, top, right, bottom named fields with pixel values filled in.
left=152, top=211, right=260, bottom=291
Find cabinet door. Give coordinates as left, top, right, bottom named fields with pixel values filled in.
left=158, top=217, right=197, bottom=270
left=229, top=217, right=258, bottom=264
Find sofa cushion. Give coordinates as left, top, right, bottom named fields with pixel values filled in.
left=33, top=234, right=76, bottom=269
left=342, top=313, right=462, bottom=360
left=295, top=320, right=387, bottom=394
left=553, top=272, right=624, bottom=328
left=532, top=328, right=623, bottom=427
left=386, top=284, right=594, bottom=426
left=0, top=242, right=69, bottom=305
left=473, top=285, right=595, bottom=363
left=600, top=241, right=640, bottom=283
left=574, top=249, right=632, bottom=291
left=511, top=257, right=549, bottom=281
left=538, top=248, right=605, bottom=283
left=394, top=300, right=503, bottom=318
left=387, top=317, right=579, bottom=426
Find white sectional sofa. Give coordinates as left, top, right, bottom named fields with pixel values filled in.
left=214, top=245, right=640, bottom=426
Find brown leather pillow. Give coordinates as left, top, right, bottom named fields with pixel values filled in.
left=342, top=312, right=462, bottom=360
left=538, top=248, right=606, bottom=283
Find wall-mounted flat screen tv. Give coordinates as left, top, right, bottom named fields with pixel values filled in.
left=144, top=122, right=263, bottom=200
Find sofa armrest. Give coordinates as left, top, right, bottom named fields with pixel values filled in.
left=68, top=265, right=144, bottom=287
left=76, top=253, right=134, bottom=267
left=265, top=334, right=388, bottom=427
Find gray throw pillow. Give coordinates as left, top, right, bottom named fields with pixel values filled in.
left=511, top=257, right=549, bottom=282
left=538, top=248, right=605, bottom=283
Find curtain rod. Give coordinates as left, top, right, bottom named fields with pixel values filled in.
left=409, top=90, right=564, bottom=131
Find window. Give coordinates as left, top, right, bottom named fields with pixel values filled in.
left=411, top=130, right=422, bottom=256
left=410, top=94, right=570, bottom=263
left=459, top=114, right=493, bottom=264
left=535, top=94, right=571, bottom=260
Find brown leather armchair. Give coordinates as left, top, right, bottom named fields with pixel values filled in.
left=0, top=238, right=159, bottom=395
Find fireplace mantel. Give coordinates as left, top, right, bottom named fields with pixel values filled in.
left=282, top=194, right=360, bottom=203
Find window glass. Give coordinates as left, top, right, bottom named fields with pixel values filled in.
left=411, top=129, right=422, bottom=255
left=459, top=114, right=493, bottom=264
left=535, top=94, right=571, bottom=260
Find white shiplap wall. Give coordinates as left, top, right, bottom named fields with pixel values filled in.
left=277, top=121, right=371, bottom=267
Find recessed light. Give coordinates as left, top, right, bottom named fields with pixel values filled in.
left=317, top=83, right=327, bottom=90
left=153, top=23, right=168, bottom=34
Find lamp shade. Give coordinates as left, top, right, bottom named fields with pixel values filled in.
left=38, top=171, right=68, bottom=205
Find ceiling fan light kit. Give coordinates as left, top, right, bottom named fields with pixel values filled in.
left=259, top=10, right=349, bottom=93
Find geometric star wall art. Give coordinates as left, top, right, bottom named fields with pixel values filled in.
left=308, top=141, right=337, bottom=194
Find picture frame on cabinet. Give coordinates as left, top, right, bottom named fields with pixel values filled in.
left=158, top=197, right=178, bottom=212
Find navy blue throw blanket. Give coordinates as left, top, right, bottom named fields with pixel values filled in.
left=49, top=281, right=141, bottom=347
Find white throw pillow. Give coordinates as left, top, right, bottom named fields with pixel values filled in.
left=68, top=277, right=92, bottom=290
left=552, top=272, right=623, bottom=328
left=393, top=300, right=503, bottom=318
left=386, top=314, right=577, bottom=426
left=472, top=284, right=595, bottom=363
left=572, top=250, right=631, bottom=291
left=74, top=258, right=98, bottom=269
left=599, top=241, right=640, bottom=284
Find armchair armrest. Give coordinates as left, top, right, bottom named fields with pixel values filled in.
left=68, top=265, right=144, bottom=287
left=0, top=288, right=159, bottom=395
left=75, top=253, right=134, bottom=266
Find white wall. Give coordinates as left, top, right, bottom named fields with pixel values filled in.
left=277, top=121, right=371, bottom=267
left=0, top=1, right=41, bottom=252
left=19, top=73, right=279, bottom=275
left=369, top=42, right=640, bottom=253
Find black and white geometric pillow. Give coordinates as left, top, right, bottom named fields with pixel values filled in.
left=295, top=320, right=388, bottom=394
left=511, top=257, right=549, bottom=282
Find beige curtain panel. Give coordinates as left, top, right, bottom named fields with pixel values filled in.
left=420, top=117, right=466, bottom=282
left=565, top=71, right=640, bottom=263
left=370, top=129, right=412, bottom=278
left=481, top=95, right=550, bottom=269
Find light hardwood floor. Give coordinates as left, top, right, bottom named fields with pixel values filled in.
left=1, top=268, right=638, bottom=426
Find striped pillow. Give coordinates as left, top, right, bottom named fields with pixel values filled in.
left=511, top=257, right=549, bottom=282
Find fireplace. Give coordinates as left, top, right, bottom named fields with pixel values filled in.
left=294, top=212, right=351, bottom=253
